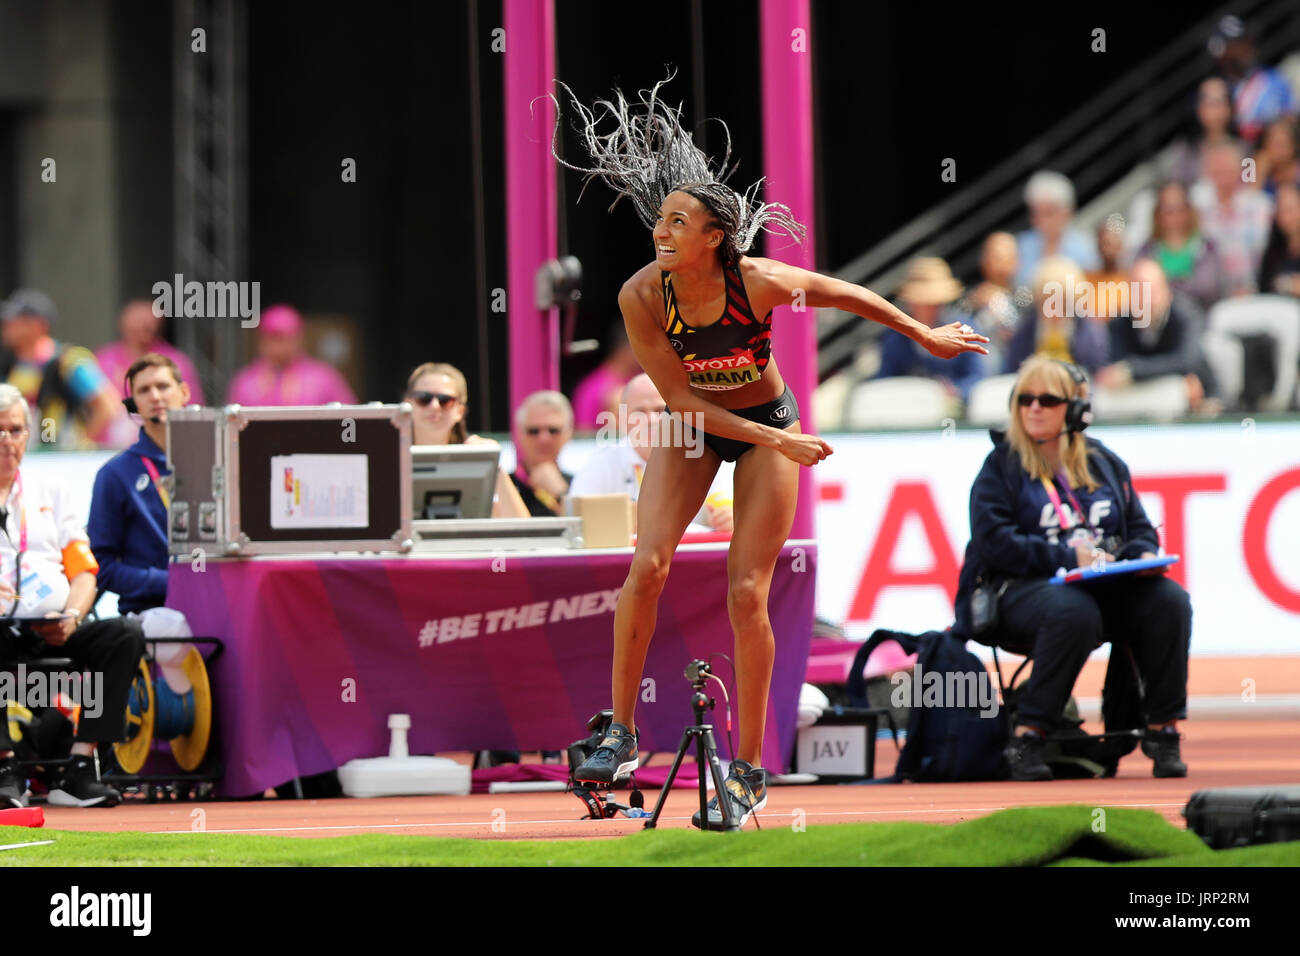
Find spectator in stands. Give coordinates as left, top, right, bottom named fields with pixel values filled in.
left=952, top=356, right=1191, bottom=781
left=1164, top=77, right=1243, bottom=187
left=962, top=233, right=1023, bottom=376
left=1194, top=140, right=1274, bottom=296
left=1004, top=257, right=1109, bottom=375
left=571, top=322, right=641, bottom=432
left=875, top=258, right=988, bottom=403
left=1136, top=182, right=1224, bottom=311
left=1253, top=117, right=1300, bottom=199
left=226, top=304, right=357, bottom=406
left=1128, top=78, right=1243, bottom=256
left=1014, top=171, right=1099, bottom=287
left=96, top=300, right=206, bottom=406
left=405, top=361, right=528, bottom=519
left=0, top=289, right=122, bottom=450
left=1208, top=16, right=1296, bottom=145
left=97, top=299, right=207, bottom=448
left=0, top=383, right=144, bottom=808
left=1098, top=259, right=1220, bottom=416
left=1082, top=215, right=1131, bottom=321
left=1258, top=182, right=1300, bottom=297
left=569, top=373, right=733, bottom=533
left=511, top=391, right=574, bottom=517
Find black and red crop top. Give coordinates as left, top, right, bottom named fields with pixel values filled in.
left=660, top=262, right=774, bottom=391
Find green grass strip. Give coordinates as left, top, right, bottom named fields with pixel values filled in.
left=1, top=806, right=1296, bottom=867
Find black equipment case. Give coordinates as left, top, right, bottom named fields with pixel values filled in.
left=1183, top=785, right=1300, bottom=849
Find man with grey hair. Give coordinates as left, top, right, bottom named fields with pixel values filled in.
left=0, top=384, right=145, bottom=808
left=510, top=390, right=574, bottom=516
left=1014, top=171, right=1101, bottom=287
left=1193, top=139, right=1274, bottom=295
left=569, top=374, right=734, bottom=532
left=1098, top=258, right=1221, bottom=414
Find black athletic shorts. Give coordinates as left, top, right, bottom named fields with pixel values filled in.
left=678, top=386, right=801, bottom=463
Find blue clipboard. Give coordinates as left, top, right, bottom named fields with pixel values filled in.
left=1051, top=554, right=1180, bottom=584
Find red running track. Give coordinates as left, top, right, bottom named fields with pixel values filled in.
left=32, top=719, right=1299, bottom=842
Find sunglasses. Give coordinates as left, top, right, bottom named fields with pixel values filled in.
left=525, top=426, right=563, bottom=437
left=410, top=391, right=458, bottom=408
left=1017, top=392, right=1068, bottom=408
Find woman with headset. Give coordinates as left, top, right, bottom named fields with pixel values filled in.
left=953, top=356, right=1192, bottom=780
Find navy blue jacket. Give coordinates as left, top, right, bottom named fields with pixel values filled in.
left=952, top=429, right=1159, bottom=639
left=87, top=429, right=171, bottom=613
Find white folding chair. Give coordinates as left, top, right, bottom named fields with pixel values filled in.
left=843, top=377, right=956, bottom=430
left=1206, top=295, right=1300, bottom=412
left=1091, top=375, right=1189, bottom=421
left=965, top=374, right=1019, bottom=426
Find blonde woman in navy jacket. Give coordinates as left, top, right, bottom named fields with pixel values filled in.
left=953, top=356, right=1191, bottom=781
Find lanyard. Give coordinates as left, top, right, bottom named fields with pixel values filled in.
left=1040, top=468, right=1090, bottom=532
left=9, top=470, right=27, bottom=554
left=141, top=456, right=170, bottom=509
left=3, top=471, right=27, bottom=615
left=513, top=464, right=560, bottom=513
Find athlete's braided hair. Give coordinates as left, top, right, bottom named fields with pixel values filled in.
left=549, top=72, right=805, bottom=264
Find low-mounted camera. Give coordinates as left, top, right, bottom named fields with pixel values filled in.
left=683, top=659, right=710, bottom=682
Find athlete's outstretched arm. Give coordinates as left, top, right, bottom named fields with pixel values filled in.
left=618, top=280, right=830, bottom=466
left=755, top=259, right=990, bottom=360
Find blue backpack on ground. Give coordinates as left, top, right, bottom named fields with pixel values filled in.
left=847, top=628, right=1009, bottom=782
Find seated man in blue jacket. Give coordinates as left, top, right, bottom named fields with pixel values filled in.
left=87, top=354, right=192, bottom=639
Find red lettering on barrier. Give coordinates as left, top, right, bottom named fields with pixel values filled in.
left=1243, top=467, right=1300, bottom=613
left=1131, top=474, right=1227, bottom=587
left=847, top=481, right=958, bottom=622
left=818, top=481, right=844, bottom=502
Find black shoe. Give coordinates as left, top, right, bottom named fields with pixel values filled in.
left=0, top=757, right=29, bottom=809
left=572, top=723, right=638, bottom=785
left=1005, top=731, right=1053, bottom=781
left=692, top=759, right=767, bottom=829
left=48, top=754, right=121, bottom=808
left=1141, top=726, right=1188, bottom=778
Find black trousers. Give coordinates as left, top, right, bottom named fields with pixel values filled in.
left=995, top=574, right=1191, bottom=731
left=0, top=617, right=145, bottom=751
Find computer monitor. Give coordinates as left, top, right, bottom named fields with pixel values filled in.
left=411, top=444, right=501, bottom=520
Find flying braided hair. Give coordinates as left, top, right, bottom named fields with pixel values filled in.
left=549, top=71, right=805, bottom=264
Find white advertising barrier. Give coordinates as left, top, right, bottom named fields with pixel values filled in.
left=521, top=423, right=1298, bottom=655
left=18, top=451, right=120, bottom=617
left=811, top=422, right=1300, bottom=656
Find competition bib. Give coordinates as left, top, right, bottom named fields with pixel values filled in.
left=682, top=351, right=760, bottom=391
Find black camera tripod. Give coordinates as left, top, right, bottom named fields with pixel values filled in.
left=644, top=659, right=740, bottom=832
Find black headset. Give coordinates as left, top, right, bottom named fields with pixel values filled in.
left=1010, top=360, right=1093, bottom=434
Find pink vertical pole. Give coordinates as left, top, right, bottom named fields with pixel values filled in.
left=761, top=0, right=817, bottom=541
left=504, top=0, right=559, bottom=418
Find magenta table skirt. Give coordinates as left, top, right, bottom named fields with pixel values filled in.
left=167, top=542, right=816, bottom=796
